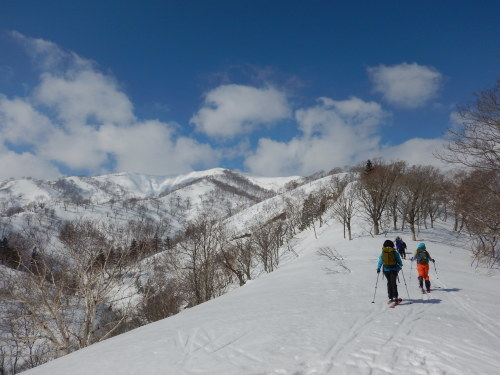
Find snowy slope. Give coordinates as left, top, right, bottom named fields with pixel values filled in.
left=0, top=178, right=54, bottom=203
left=226, top=174, right=332, bottom=233
left=93, top=168, right=230, bottom=197
left=22, top=220, right=500, bottom=375
left=245, top=174, right=303, bottom=192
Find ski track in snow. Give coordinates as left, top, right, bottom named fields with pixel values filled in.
left=295, top=250, right=500, bottom=375
left=176, top=327, right=262, bottom=371
left=434, top=278, right=500, bottom=342
left=314, top=293, right=426, bottom=374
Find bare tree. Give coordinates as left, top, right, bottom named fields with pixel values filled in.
left=280, top=191, right=305, bottom=236
left=455, top=170, right=500, bottom=267
left=212, top=224, right=260, bottom=287
left=356, top=159, right=405, bottom=235
left=423, top=172, right=447, bottom=229
left=443, top=171, right=469, bottom=232
left=388, top=177, right=404, bottom=231
left=250, top=217, right=287, bottom=273
left=437, top=79, right=500, bottom=172
left=126, top=218, right=171, bottom=258
left=299, top=191, right=330, bottom=238
left=329, top=174, right=358, bottom=240
left=437, top=80, right=500, bottom=267
left=138, top=256, right=182, bottom=324
left=0, top=218, right=149, bottom=367
left=176, top=214, right=229, bottom=306
left=299, top=193, right=318, bottom=236
left=398, top=165, right=442, bottom=241
left=230, top=235, right=255, bottom=282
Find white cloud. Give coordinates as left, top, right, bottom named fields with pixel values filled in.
left=0, top=146, right=60, bottom=180
left=0, top=96, right=53, bottom=145
left=245, top=97, right=386, bottom=176
left=296, top=97, right=387, bottom=137
left=10, top=30, right=91, bottom=72
left=378, top=138, right=449, bottom=169
left=98, top=121, right=220, bottom=175
left=0, top=33, right=452, bottom=180
left=39, top=126, right=106, bottom=170
left=368, top=62, right=442, bottom=108
left=34, top=71, right=135, bottom=126
left=0, top=32, right=219, bottom=179
left=190, top=84, right=291, bottom=138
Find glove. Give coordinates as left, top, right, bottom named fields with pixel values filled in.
left=432, top=259, right=435, bottom=263
left=377, top=268, right=380, bottom=274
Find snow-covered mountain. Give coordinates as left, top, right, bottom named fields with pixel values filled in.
left=2, top=168, right=499, bottom=374
left=0, top=168, right=303, bottom=236
left=0, top=168, right=302, bottom=203
left=21, top=216, right=500, bottom=375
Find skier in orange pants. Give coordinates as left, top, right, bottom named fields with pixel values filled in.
left=411, top=243, right=435, bottom=293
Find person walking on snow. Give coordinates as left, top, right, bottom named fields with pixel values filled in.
left=377, top=240, right=403, bottom=303
left=411, top=243, right=435, bottom=293
left=395, top=236, right=407, bottom=259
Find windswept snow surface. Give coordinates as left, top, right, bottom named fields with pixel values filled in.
left=23, top=222, right=500, bottom=375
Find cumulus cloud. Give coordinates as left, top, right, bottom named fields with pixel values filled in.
left=0, top=32, right=219, bottom=179
left=245, top=97, right=387, bottom=176
left=0, top=96, right=53, bottom=145
left=34, top=71, right=135, bottom=126
left=378, top=138, right=449, bottom=169
left=368, top=62, right=443, bottom=108
left=0, top=33, right=452, bottom=180
left=39, top=126, right=106, bottom=170
left=10, top=30, right=91, bottom=72
left=190, top=84, right=292, bottom=138
left=98, top=121, right=220, bottom=175
left=296, top=97, right=387, bottom=137
left=0, top=146, right=60, bottom=180
left=244, top=96, right=450, bottom=176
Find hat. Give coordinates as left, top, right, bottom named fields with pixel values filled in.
left=417, top=243, right=426, bottom=250
left=383, top=240, right=394, bottom=248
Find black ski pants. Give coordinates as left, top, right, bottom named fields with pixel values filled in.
left=383, top=270, right=399, bottom=300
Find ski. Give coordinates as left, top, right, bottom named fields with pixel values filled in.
left=389, top=298, right=402, bottom=308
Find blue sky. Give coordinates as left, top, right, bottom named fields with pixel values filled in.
left=0, top=0, right=498, bottom=179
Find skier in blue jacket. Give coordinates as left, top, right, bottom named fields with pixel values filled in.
left=377, top=239, right=403, bottom=303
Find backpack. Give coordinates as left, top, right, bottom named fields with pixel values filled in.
left=382, top=247, right=397, bottom=266
left=415, top=248, right=429, bottom=264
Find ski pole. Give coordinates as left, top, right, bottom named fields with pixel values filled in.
left=400, top=268, right=412, bottom=302
left=432, top=260, right=439, bottom=279
left=410, top=259, right=413, bottom=282
left=371, top=272, right=380, bottom=303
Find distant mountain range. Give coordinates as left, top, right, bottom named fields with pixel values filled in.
left=0, top=168, right=305, bottom=237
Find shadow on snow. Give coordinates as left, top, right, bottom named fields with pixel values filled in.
left=402, top=298, right=442, bottom=305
